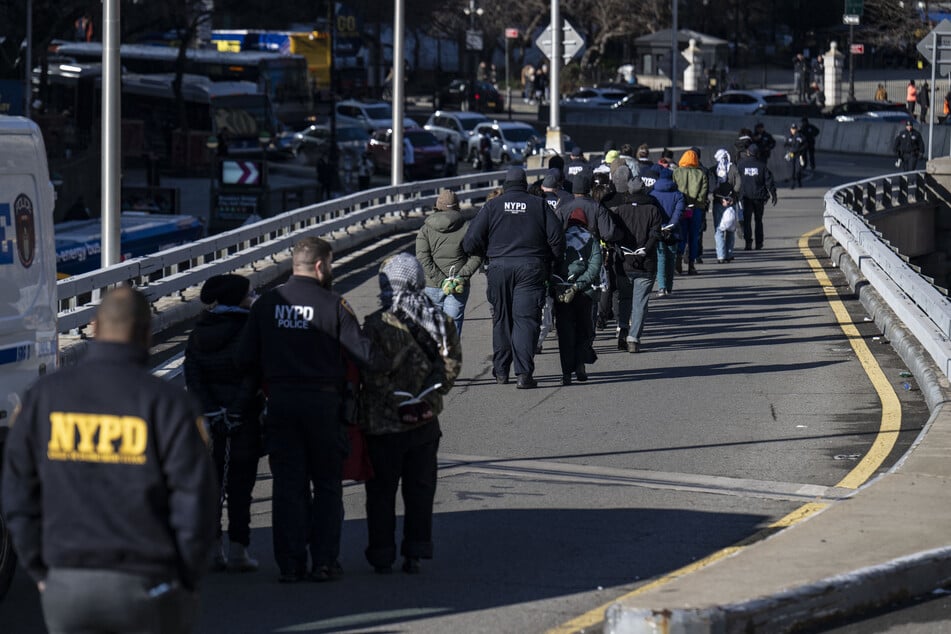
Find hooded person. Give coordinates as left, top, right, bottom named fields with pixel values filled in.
left=551, top=208, right=602, bottom=385
left=711, top=148, right=741, bottom=263
left=415, top=188, right=483, bottom=335
left=184, top=273, right=263, bottom=573
left=672, top=149, right=709, bottom=274
left=554, top=168, right=622, bottom=241
left=649, top=167, right=685, bottom=295
left=463, top=166, right=565, bottom=389
left=609, top=174, right=665, bottom=353
left=358, top=253, right=462, bottom=575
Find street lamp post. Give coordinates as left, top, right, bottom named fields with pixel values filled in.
left=258, top=130, right=271, bottom=216
left=205, top=136, right=218, bottom=218
left=463, top=0, right=483, bottom=82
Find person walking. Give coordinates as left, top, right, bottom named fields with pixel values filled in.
left=359, top=253, right=462, bottom=575
left=712, top=182, right=740, bottom=264
left=919, top=81, right=931, bottom=124
left=793, top=53, right=808, bottom=103
left=783, top=123, right=806, bottom=189
left=752, top=123, right=776, bottom=162
left=672, top=148, right=708, bottom=275
left=710, top=148, right=740, bottom=263
left=906, top=79, right=918, bottom=118
left=463, top=167, right=565, bottom=389
left=536, top=169, right=572, bottom=353
left=611, top=175, right=664, bottom=353
left=649, top=166, right=685, bottom=295
left=185, top=274, right=264, bottom=574
left=893, top=119, right=924, bottom=171
left=737, top=144, right=778, bottom=250
left=799, top=117, right=820, bottom=171
left=415, top=188, right=482, bottom=334
left=2, top=287, right=217, bottom=633
left=874, top=83, right=889, bottom=102
left=235, top=236, right=382, bottom=583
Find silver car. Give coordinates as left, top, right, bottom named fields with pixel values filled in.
left=289, top=124, right=370, bottom=164
left=465, top=121, right=544, bottom=165
left=424, top=110, right=490, bottom=155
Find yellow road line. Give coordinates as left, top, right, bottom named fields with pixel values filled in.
left=546, top=228, right=902, bottom=634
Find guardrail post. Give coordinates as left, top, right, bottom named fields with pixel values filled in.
left=864, top=182, right=878, bottom=214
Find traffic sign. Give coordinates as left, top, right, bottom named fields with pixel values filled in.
left=843, top=14, right=860, bottom=25
left=850, top=43, right=865, bottom=54
left=535, top=20, right=585, bottom=65
left=505, top=28, right=519, bottom=39
left=466, top=29, right=483, bottom=51
left=916, top=19, right=951, bottom=76
left=221, top=160, right=261, bottom=186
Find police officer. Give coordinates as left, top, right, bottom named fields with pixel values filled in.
left=235, top=236, right=380, bottom=582
left=2, top=287, right=217, bottom=633
left=893, top=119, right=924, bottom=171
left=463, top=166, right=565, bottom=389
left=540, top=168, right=572, bottom=212
left=737, top=144, right=778, bottom=251
left=564, top=146, right=587, bottom=190
left=783, top=123, right=806, bottom=189
left=799, top=117, right=820, bottom=171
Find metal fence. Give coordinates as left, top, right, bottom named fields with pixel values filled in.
left=824, top=171, right=951, bottom=376
left=56, top=169, right=543, bottom=334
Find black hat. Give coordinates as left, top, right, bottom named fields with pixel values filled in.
left=603, top=139, right=617, bottom=152
left=747, top=143, right=760, bottom=158
left=548, top=155, right=565, bottom=171
left=572, top=169, right=593, bottom=194
left=542, top=169, right=561, bottom=188
left=200, top=274, right=250, bottom=306
left=570, top=145, right=583, bottom=158
left=789, top=123, right=799, bottom=130
left=503, top=166, right=527, bottom=186
left=905, top=119, right=914, bottom=126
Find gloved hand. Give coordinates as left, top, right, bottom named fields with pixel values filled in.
left=451, top=279, right=465, bottom=294
left=557, top=286, right=578, bottom=304
left=398, top=401, right=434, bottom=425
left=770, top=193, right=778, bottom=206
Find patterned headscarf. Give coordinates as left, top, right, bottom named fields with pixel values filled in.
left=379, top=253, right=449, bottom=355
left=715, top=148, right=733, bottom=183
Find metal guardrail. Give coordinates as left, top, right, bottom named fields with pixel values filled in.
left=824, top=171, right=951, bottom=377
left=56, top=169, right=544, bottom=333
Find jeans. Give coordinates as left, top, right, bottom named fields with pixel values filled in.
left=677, top=207, right=704, bottom=263
left=712, top=202, right=736, bottom=261
left=423, top=285, right=470, bottom=335
left=616, top=273, right=655, bottom=341
left=485, top=260, right=546, bottom=378
left=655, top=241, right=677, bottom=291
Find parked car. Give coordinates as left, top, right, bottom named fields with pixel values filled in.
left=289, top=124, right=370, bottom=164
left=335, top=99, right=419, bottom=132
left=595, top=81, right=644, bottom=94
left=612, top=89, right=664, bottom=110
left=711, top=89, right=791, bottom=116
left=366, top=128, right=446, bottom=180
left=657, top=90, right=711, bottom=111
left=424, top=110, right=490, bottom=154
left=437, top=79, right=504, bottom=113
left=824, top=100, right=908, bottom=122
left=562, top=86, right=631, bottom=107
left=465, top=121, right=544, bottom=165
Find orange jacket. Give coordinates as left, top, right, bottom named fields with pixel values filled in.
left=907, top=84, right=918, bottom=103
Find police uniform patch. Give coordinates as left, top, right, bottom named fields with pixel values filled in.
left=14, top=194, right=35, bottom=268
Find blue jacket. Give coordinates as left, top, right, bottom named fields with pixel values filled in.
left=649, top=174, right=685, bottom=238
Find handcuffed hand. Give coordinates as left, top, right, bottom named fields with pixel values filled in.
left=557, top=286, right=578, bottom=304
left=633, top=247, right=647, bottom=257
left=398, top=401, right=434, bottom=425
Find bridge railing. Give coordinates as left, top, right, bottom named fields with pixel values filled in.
left=824, top=171, right=951, bottom=377
left=56, top=169, right=542, bottom=334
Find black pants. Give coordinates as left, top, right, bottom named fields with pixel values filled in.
left=364, top=422, right=441, bottom=569
left=805, top=145, right=816, bottom=170
left=789, top=156, right=802, bottom=187
left=485, top=260, right=546, bottom=378
left=741, top=198, right=766, bottom=248
left=900, top=154, right=920, bottom=171
left=41, top=568, right=197, bottom=634
left=554, top=294, right=596, bottom=376
left=266, top=388, right=346, bottom=576
left=212, top=419, right=260, bottom=547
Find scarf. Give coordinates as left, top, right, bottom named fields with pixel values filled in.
left=379, top=253, right=449, bottom=356
left=715, top=148, right=732, bottom=183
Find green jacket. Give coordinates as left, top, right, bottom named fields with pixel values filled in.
left=672, top=165, right=709, bottom=209
left=416, top=209, right=483, bottom=288
left=358, top=310, right=462, bottom=436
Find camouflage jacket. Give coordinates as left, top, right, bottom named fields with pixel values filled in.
left=358, top=310, right=462, bottom=435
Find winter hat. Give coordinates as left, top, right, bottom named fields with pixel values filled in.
left=611, top=164, right=633, bottom=192
left=746, top=143, right=760, bottom=159
left=567, top=207, right=588, bottom=227
left=604, top=149, right=620, bottom=165
left=542, top=169, right=562, bottom=188
left=200, top=274, right=250, bottom=307
left=570, top=145, right=583, bottom=158
left=503, top=166, right=528, bottom=190
left=548, top=154, right=565, bottom=172
left=572, top=169, right=593, bottom=194
left=628, top=175, right=644, bottom=194
left=435, top=188, right=459, bottom=211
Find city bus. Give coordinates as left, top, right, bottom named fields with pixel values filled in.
left=49, top=41, right=311, bottom=127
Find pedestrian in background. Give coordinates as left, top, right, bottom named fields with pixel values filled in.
left=3, top=287, right=217, bottom=633
left=185, top=274, right=264, bottom=574
left=811, top=55, right=825, bottom=90
left=793, top=53, right=808, bottom=103
left=236, top=236, right=382, bottom=583
left=672, top=148, right=708, bottom=275
left=893, top=119, right=924, bottom=171
left=874, top=83, right=888, bottom=102
left=463, top=167, right=565, bottom=389
left=711, top=148, right=740, bottom=263
left=919, top=81, right=931, bottom=124
left=737, top=144, right=778, bottom=251
left=649, top=166, right=684, bottom=295
left=752, top=123, right=776, bottom=162
left=415, top=188, right=482, bottom=335
left=799, top=117, right=820, bottom=171
left=906, top=79, right=918, bottom=118
left=784, top=123, right=806, bottom=189
left=359, top=253, right=462, bottom=575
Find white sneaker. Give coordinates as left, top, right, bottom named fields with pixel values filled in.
left=227, top=543, right=259, bottom=573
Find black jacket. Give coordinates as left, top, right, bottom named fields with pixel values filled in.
left=185, top=308, right=260, bottom=416
left=462, top=184, right=565, bottom=263
left=1, top=342, right=217, bottom=589
left=554, top=195, right=623, bottom=242
left=235, top=275, right=378, bottom=389
left=609, top=193, right=664, bottom=275
left=893, top=129, right=924, bottom=158
left=737, top=157, right=777, bottom=201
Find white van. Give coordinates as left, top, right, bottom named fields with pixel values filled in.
left=0, top=116, right=58, bottom=599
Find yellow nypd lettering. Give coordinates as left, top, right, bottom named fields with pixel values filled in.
left=48, top=412, right=149, bottom=464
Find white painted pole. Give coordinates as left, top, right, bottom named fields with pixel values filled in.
left=391, top=0, right=405, bottom=185
left=546, top=0, right=563, bottom=158
left=102, top=0, right=121, bottom=267
left=24, top=0, right=31, bottom=118
left=671, top=0, right=678, bottom=129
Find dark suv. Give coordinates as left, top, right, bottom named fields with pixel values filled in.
left=437, top=79, right=504, bottom=113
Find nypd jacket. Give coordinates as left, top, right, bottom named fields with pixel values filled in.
left=462, top=184, right=565, bottom=263
left=737, top=157, right=777, bottom=202
left=235, top=275, right=378, bottom=389
left=1, top=342, right=217, bottom=589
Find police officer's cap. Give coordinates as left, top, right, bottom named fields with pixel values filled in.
left=570, top=146, right=583, bottom=158
left=789, top=123, right=798, bottom=130
left=905, top=120, right=914, bottom=126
